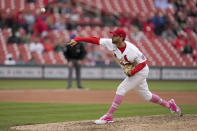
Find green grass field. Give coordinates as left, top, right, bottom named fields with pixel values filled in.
left=0, top=80, right=197, bottom=91
left=0, top=80, right=197, bottom=131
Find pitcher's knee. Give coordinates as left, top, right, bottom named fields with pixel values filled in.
left=116, top=88, right=126, bottom=96
left=138, top=91, right=152, bottom=101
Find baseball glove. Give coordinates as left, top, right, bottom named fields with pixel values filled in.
left=124, top=63, right=135, bottom=77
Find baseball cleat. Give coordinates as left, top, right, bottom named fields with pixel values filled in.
left=94, top=115, right=114, bottom=124
left=168, top=99, right=183, bottom=116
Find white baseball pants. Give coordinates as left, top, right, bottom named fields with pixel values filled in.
left=116, top=65, right=152, bottom=101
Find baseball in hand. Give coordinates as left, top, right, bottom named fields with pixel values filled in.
left=67, top=39, right=77, bottom=47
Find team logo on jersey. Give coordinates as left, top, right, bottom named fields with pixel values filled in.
left=114, top=54, right=131, bottom=66
left=124, top=55, right=129, bottom=62
left=119, top=55, right=131, bottom=66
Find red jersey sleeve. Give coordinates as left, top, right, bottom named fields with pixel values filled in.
left=74, top=37, right=100, bottom=45
left=130, top=61, right=146, bottom=75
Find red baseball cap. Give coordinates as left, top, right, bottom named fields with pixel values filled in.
left=110, top=28, right=126, bottom=38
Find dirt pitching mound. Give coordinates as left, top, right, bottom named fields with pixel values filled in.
left=11, top=114, right=197, bottom=131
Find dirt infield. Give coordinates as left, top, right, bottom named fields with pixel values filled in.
left=0, top=89, right=197, bottom=104
left=11, top=114, right=197, bottom=131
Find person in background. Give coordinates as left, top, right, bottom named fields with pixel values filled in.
left=14, top=9, right=26, bottom=29
left=63, top=34, right=87, bottom=89
left=7, top=30, right=21, bottom=44
left=130, top=26, right=143, bottom=42
left=54, top=37, right=65, bottom=52
left=4, top=54, right=16, bottom=65
left=173, top=31, right=187, bottom=51
left=181, top=38, right=194, bottom=55
left=24, top=10, right=35, bottom=34
left=33, top=16, right=48, bottom=36
left=29, top=37, right=44, bottom=54
left=181, top=43, right=193, bottom=55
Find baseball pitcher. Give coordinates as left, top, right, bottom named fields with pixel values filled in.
left=67, top=28, right=182, bottom=124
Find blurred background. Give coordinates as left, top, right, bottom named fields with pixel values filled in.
left=0, top=0, right=197, bottom=80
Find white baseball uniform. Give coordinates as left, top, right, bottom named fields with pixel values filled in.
left=99, top=38, right=152, bottom=101
left=74, top=35, right=182, bottom=122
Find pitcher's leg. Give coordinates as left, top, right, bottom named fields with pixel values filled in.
left=94, top=75, right=147, bottom=124
left=150, top=94, right=170, bottom=108
left=135, top=79, right=182, bottom=116
left=135, top=79, right=170, bottom=108
left=106, top=94, right=123, bottom=116
left=116, top=75, right=146, bottom=96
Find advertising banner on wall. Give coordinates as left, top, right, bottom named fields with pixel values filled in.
left=81, top=68, right=103, bottom=79
left=0, top=66, right=196, bottom=80
left=44, top=67, right=68, bottom=79
left=148, top=68, right=161, bottom=80
left=103, top=68, right=125, bottom=79
left=0, top=66, right=42, bottom=78
left=162, top=68, right=197, bottom=80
